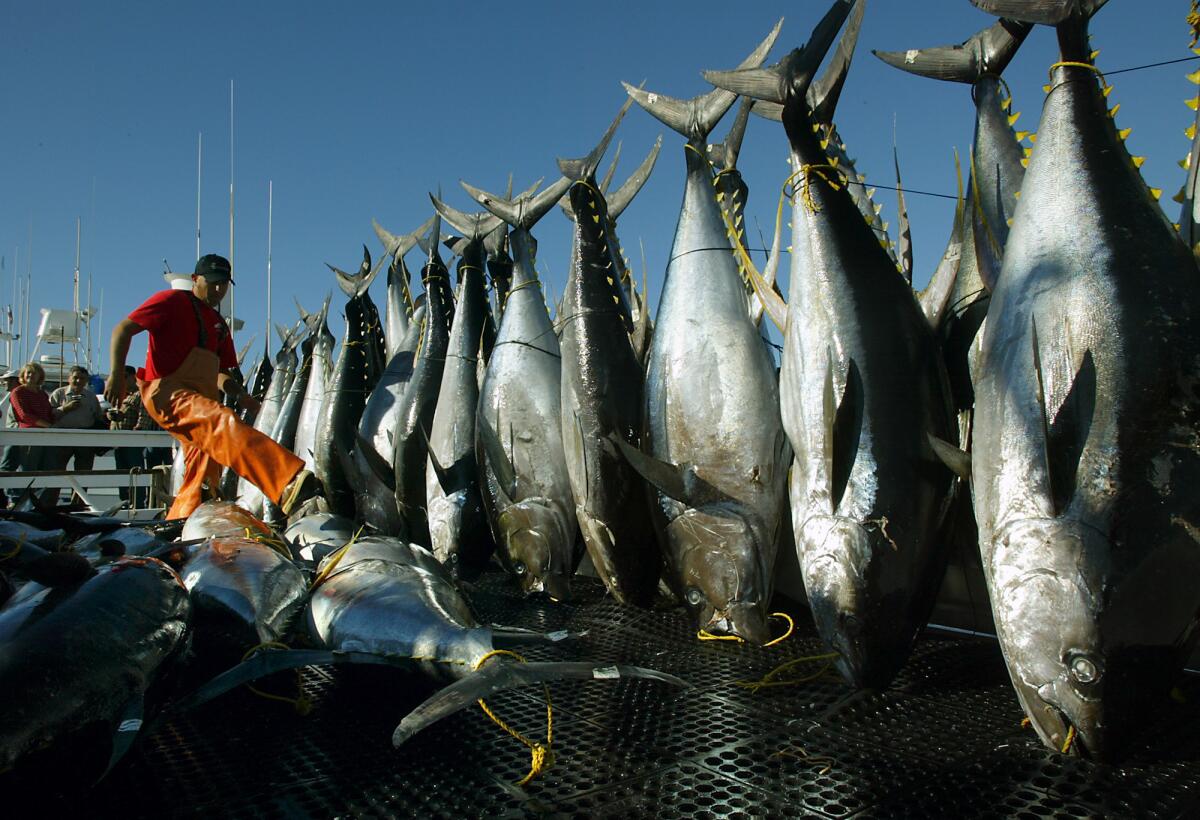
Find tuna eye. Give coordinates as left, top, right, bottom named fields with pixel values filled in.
left=513, top=561, right=527, bottom=576
left=1069, top=655, right=1099, bottom=684
left=685, top=588, right=703, bottom=606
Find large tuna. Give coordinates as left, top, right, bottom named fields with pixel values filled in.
left=968, top=0, right=1200, bottom=761
left=621, top=19, right=787, bottom=644
left=706, top=0, right=957, bottom=687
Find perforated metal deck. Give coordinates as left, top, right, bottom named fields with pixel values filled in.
left=88, top=572, right=1200, bottom=818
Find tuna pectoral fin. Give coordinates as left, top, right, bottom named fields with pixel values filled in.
left=1029, top=319, right=1095, bottom=515
left=392, top=662, right=689, bottom=747
left=970, top=0, right=1108, bottom=25
left=170, top=649, right=414, bottom=713
left=824, top=352, right=863, bottom=514
left=477, top=412, right=518, bottom=502
left=928, top=434, right=972, bottom=480
left=492, top=627, right=588, bottom=648
left=354, top=431, right=397, bottom=491
left=872, top=19, right=1031, bottom=84
left=98, top=694, right=145, bottom=783
left=610, top=434, right=692, bottom=506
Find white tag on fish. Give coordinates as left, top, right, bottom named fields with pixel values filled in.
left=905, top=50, right=919, bottom=64
left=547, top=630, right=569, bottom=642
left=118, top=719, right=143, bottom=733
left=592, top=666, right=621, bottom=680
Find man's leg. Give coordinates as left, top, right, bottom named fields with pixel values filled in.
left=144, top=384, right=305, bottom=514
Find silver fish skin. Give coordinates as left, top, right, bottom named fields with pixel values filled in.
left=237, top=328, right=299, bottom=516
left=181, top=500, right=274, bottom=541
left=426, top=240, right=492, bottom=579
left=970, top=14, right=1200, bottom=760
left=177, top=536, right=307, bottom=663
left=307, top=538, right=493, bottom=681
left=0, top=558, right=190, bottom=775
left=641, top=141, right=790, bottom=645
left=283, top=511, right=356, bottom=562
left=293, top=314, right=336, bottom=476
left=706, top=0, right=957, bottom=687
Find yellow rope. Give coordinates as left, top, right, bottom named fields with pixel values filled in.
left=0, top=533, right=26, bottom=562
left=474, top=649, right=555, bottom=787
left=771, top=744, right=834, bottom=775
left=785, top=164, right=848, bottom=214
left=1061, top=725, right=1077, bottom=754
left=240, top=641, right=313, bottom=716
left=698, top=612, right=796, bottom=646
left=734, top=652, right=842, bottom=694
left=763, top=612, right=795, bottom=647
left=1048, top=60, right=1107, bottom=95
left=308, top=525, right=366, bottom=591
left=243, top=527, right=291, bottom=559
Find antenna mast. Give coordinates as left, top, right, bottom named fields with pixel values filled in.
left=266, top=180, right=273, bottom=344
left=196, top=131, right=202, bottom=261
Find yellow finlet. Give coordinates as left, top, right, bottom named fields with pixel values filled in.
left=1007, top=112, right=1021, bottom=127
left=1189, top=124, right=1198, bottom=140
left=1020, top=158, right=1029, bottom=169
left=1181, top=156, right=1192, bottom=170
left=1043, top=83, right=1052, bottom=94
left=1189, top=98, right=1200, bottom=111
left=1015, top=131, right=1032, bottom=142
left=1189, top=70, right=1200, bottom=85
left=1173, top=187, right=1187, bottom=204
left=1089, top=49, right=1100, bottom=61
left=1102, top=85, right=1113, bottom=98
left=1118, top=128, right=1132, bottom=141
left=1132, top=156, right=1145, bottom=168
left=1028, top=134, right=1038, bottom=144
left=1013, top=190, right=1021, bottom=200
left=1151, top=187, right=1163, bottom=200
left=1108, top=104, right=1120, bottom=118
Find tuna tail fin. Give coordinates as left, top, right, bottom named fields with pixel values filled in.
left=599, top=141, right=623, bottom=194
left=328, top=244, right=385, bottom=299
left=607, top=135, right=663, bottom=221
left=622, top=17, right=781, bottom=142
left=557, top=95, right=633, bottom=182
left=373, top=215, right=434, bottom=260
left=873, top=18, right=1032, bottom=83
left=430, top=192, right=504, bottom=244
left=970, top=0, right=1108, bottom=25
left=235, top=335, right=255, bottom=367
left=461, top=175, right=573, bottom=232
left=392, top=661, right=689, bottom=747
left=810, top=0, right=866, bottom=122
left=705, top=2, right=852, bottom=112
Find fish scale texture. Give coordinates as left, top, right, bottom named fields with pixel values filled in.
left=58, top=572, right=1200, bottom=818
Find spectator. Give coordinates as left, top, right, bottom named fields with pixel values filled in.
left=0, top=369, right=21, bottom=506
left=108, top=365, right=153, bottom=507
left=9, top=362, right=66, bottom=503
left=49, top=366, right=105, bottom=505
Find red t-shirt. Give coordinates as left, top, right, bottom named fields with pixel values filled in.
left=10, top=386, right=54, bottom=428
left=127, top=290, right=238, bottom=381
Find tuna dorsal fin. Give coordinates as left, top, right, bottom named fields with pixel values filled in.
left=461, top=176, right=572, bottom=232
left=600, top=140, right=623, bottom=194
left=810, top=0, right=866, bottom=122
left=236, top=335, right=255, bottom=367
left=705, top=2, right=853, bottom=115
left=610, top=434, right=692, bottom=506
left=708, top=96, right=753, bottom=170
left=970, top=0, right=1108, bottom=25
left=927, top=433, right=972, bottom=480
left=557, top=95, right=633, bottom=181
left=873, top=18, right=1032, bottom=83
left=622, top=17, right=781, bottom=143
left=430, top=192, right=503, bottom=244
left=919, top=148, right=967, bottom=329
left=894, top=141, right=914, bottom=285
left=477, top=410, right=518, bottom=502
left=827, top=354, right=863, bottom=514
left=415, top=212, right=443, bottom=263
left=607, top=135, right=663, bottom=221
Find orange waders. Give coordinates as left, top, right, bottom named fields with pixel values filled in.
left=140, top=297, right=303, bottom=519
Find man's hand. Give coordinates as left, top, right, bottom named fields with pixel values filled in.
left=61, top=399, right=81, bottom=412
left=237, top=393, right=261, bottom=416
left=104, top=370, right=125, bottom=405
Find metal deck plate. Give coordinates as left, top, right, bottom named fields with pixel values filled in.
left=79, top=572, right=1200, bottom=818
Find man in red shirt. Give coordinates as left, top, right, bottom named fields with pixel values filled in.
left=104, top=254, right=317, bottom=519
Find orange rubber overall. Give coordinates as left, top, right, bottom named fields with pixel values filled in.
left=139, top=300, right=303, bottom=519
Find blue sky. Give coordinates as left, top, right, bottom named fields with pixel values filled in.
left=0, top=1, right=1194, bottom=373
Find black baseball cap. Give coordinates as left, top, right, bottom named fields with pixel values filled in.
left=195, top=253, right=235, bottom=284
